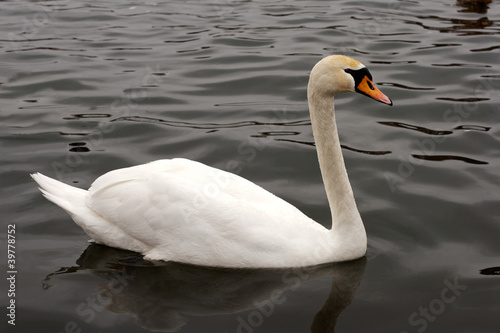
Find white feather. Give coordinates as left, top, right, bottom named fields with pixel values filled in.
left=32, top=55, right=392, bottom=268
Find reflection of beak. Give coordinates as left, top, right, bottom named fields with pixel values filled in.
left=356, top=76, right=393, bottom=106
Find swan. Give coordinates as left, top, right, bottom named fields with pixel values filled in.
left=32, top=55, right=392, bottom=268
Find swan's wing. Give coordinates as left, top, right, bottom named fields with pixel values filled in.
left=85, top=159, right=326, bottom=266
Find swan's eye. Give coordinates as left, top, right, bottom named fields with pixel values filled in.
left=344, top=68, right=353, bottom=74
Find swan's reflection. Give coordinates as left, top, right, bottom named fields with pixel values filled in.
left=45, top=244, right=366, bottom=332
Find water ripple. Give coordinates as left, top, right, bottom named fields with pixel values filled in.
left=378, top=82, right=434, bottom=91
left=112, top=115, right=310, bottom=130
left=378, top=121, right=453, bottom=136
left=436, top=97, right=490, bottom=102
left=412, top=154, right=488, bottom=165
left=454, top=125, right=491, bottom=132
left=479, top=266, right=500, bottom=276
left=275, top=139, right=392, bottom=156
left=2, top=0, right=499, bottom=331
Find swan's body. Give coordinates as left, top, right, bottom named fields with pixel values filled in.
left=32, top=55, right=392, bottom=268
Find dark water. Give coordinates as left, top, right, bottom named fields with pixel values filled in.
left=1, top=0, right=499, bottom=332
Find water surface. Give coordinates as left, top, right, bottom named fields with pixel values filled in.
left=1, top=0, right=499, bottom=332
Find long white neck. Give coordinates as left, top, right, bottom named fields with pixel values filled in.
left=307, top=86, right=364, bottom=237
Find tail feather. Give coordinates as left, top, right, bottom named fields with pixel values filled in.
left=31, top=172, right=150, bottom=254
left=31, top=173, right=88, bottom=215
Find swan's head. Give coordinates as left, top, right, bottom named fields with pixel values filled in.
left=309, top=55, right=392, bottom=106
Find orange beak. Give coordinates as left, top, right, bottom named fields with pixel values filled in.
left=356, top=76, right=393, bottom=106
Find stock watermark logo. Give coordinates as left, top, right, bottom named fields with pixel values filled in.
left=6, top=224, right=17, bottom=326
left=48, top=270, right=133, bottom=333
left=234, top=289, right=287, bottom=333
left=385, top=74, right=497, bottom=193
left=7, top=1, right=69, bottom=51
left=50, top=65, right=165, bottom=183
left=400, top=277, right=467, bottom=333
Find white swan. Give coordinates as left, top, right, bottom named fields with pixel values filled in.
left=32, top=55, right=392, bottom=268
